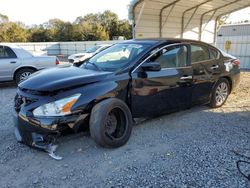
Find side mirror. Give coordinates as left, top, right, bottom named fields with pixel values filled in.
left=141, top=62, right=161, bottom=72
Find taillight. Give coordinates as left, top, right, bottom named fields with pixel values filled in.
left=232, top=59, right=240, bottom=66
left=56, top=57, right=60, bottom=65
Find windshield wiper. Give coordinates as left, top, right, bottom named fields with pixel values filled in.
left=85, top=62, right=102, bottom=71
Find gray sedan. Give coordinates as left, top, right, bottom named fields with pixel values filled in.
left=0, top=45, right=59, bottom=84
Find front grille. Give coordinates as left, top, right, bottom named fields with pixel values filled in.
left=14, top=95, right=23, bottom=113
left=14, top=94, right=38, bottom=113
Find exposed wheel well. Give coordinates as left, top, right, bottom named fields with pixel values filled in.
left=13, top=67, right=38, bottom=80
left=221, top=76, right=232, bottom=94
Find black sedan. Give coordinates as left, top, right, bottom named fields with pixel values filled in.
left=14, top=39, right=240, bottom=155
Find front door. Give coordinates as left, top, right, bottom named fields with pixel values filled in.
left=131, top=44, right=193, bottom=118
left=0, top=45, right=20, bottom=81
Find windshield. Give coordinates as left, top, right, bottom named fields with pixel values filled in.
left=83, top=43, right=149, bottom=72
left=86, top=46, right=101, bottom=53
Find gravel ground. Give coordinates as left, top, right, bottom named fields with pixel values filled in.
left=0, top=72, right=249, bottom=188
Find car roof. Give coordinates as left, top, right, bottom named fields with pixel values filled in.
left=0, top=44, right=22, bottom=50
left=121, top=38, right=216, bottom=48
left=121, top=39, right=162, bottom=45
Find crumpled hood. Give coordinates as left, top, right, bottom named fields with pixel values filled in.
left=19, top=65, right=112, bottom=92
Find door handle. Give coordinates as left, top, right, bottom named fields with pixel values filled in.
left=10, top=61, right=16, bottom=64
left=211, top=65, right=219, bottom=70
left=180, top=75, right=193, bottom=80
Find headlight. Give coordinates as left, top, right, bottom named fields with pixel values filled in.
left=33, top=94, right=81, bottom=117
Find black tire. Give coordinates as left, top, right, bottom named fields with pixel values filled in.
left=89, top=98, right=133, bottom=148
left=15, top=68, right=35, bottom=84
left=209, top=78, right=230, bottom=108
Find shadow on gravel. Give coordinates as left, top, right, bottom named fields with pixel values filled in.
left=0, top=81, right=16, bottom=89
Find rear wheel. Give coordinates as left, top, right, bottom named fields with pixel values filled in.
left=210, top=78, right=230, bottom=108
left=89, top=98, right=133, bottom=148
left=15, top=68, right=35, bottom=84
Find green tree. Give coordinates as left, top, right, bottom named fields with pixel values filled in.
left=29, top=26, right=55, bottom=42
left=75, top=10, right=132, bottom=40
left=0, top=10, right=132, bottom=42
left=75, top=13, right=100, bottom=24
left=79, top=21, right=109, bottom=41
left=100, top=10, right=119, bottom=39
left=117, top=20, right=132, bottom=39
left=0, top=22, right=29, bottom=42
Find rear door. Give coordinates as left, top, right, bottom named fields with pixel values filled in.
left=0, top=46, right=20, bottom=81
left=131, top=43, right=193, bottom=118
left=190, top=44, right=221, bottom=105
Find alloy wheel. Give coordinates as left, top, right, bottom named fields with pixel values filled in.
left=20, top=72, right=32, bottom=82
left=215, top=82, right=229, bottom=106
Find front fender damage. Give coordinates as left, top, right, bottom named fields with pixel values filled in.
left=14, top=111, right=89, bottom=160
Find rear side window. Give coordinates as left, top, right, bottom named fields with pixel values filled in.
left=191, top=45, right=210, bottom=63
left=209, top=48, right=219, bottom=59
left=148, top=45, right=188, bottom=68
left=0, top=46, right=17, bottom=59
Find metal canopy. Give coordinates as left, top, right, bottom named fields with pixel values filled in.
left=129, top=0, right=250, bottom=43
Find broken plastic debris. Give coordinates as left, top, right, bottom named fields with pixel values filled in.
left=31, top=133, right=62, bottom=160
left=46, top=144, right=63, bottom=160
left=48, top=152, right=63, bottom=160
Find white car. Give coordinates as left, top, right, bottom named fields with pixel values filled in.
left=68, top=44, right=112, bottom=64
left=0, top=45, right=59, bottom=84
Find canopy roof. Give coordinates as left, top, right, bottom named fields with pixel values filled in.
left=129, top=0, right=250, bottom=43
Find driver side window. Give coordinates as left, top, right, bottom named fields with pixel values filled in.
left=148, top=45, right=188, bottom=69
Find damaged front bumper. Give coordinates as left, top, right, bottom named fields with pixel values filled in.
left=13, top=110, right=89, bottom=158
left=13, top=86, right=91, bottom=159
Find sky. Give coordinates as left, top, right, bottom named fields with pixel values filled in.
left=0, top=0, right=132, bottom=25
left=0, top=0, right=249, bottom=25
left=226, top=7, right=250, bottom=23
